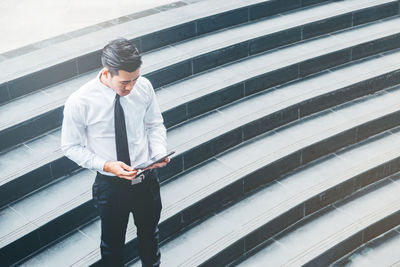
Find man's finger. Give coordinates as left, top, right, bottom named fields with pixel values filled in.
left=119, top=168, right=137, bottom=176
left=118, top=172, right=137, bottom=180
left=118, top=169, right=137, bottom=178
left=120, top=170, right=136, bottom=176
left=120, top=162, right=134, bottom=171
left=155, top=162, right=167, bottom=167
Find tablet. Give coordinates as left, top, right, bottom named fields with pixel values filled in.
left=138, top=151, right=175, bottom=170
left=131, top=151, right=175, bottom=185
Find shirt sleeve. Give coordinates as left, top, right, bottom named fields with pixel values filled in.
left=61, top=95, right=108, bottom=172
left=144, top=79, right=168, bottom=160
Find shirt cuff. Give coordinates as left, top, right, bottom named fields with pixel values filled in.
left=93, top=157, right=108, bottom=172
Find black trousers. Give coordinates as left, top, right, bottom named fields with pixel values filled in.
left=92, top=169, right=162, bottom=267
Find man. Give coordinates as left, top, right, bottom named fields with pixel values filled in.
left=61, top=37, right=169, bottom=267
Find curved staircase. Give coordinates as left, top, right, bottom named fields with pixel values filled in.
left=1, top=0, right=400, bottom=266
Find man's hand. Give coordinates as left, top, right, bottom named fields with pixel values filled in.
left=143, top=157, right=171, bottom=171
left=104, top=161, right=138, bottom=180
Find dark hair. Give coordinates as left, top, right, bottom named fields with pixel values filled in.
left=101, top=38, right=142, bottom=77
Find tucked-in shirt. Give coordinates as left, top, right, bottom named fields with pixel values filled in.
left=61, top=70, right=167, bottom=176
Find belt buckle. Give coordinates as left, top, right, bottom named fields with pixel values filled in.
left=131, top=171, right=145, bottom=185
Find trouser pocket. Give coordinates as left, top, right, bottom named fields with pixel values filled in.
left=92, top=178, right=113, bottom=209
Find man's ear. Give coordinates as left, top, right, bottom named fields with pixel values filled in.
left=102, top=68, right=109, bottom=78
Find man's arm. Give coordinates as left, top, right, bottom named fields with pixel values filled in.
left=61, top=96, right=108, bottom=172
left=144, top=79, right=168, bottom=161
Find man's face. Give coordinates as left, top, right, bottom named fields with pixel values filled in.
left=105, top=68, right=141, bottom=97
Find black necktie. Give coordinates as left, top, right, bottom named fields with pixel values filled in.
left=114, top=94, right=131, bottom=166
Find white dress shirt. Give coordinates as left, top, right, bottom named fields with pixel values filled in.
left=61, top=70, right=167, bottom=176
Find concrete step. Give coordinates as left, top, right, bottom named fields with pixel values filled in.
left=233, top=177, right=400, bottom=267
left=1, top=45, right=399, bottom=210
left=0, top=14, right=400, bottom=210
left=333, top=226, right=400, bottom=266
left=14, top=82, right=400, bottom=266
left=0, top=0, right=335, bottom=105
left=0, top=169, right=96, bottom=266
left=1, top=45, right=396, bottom=266
left=0, top=129, right=78, bottom=208
left=1, top=0, right=399, bottom=152
left=125, top=123, right=400, bottom=266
